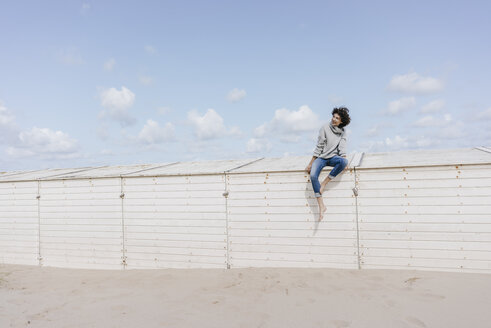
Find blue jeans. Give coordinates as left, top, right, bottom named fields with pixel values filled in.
left=310, top=156, right=348, bottom=198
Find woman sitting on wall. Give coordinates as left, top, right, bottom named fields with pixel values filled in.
left=305, top=107, right=351, bottom=221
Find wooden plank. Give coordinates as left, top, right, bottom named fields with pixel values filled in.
left=40, top=205, right=122, bottom=213
left=40, top=212, right=121, bottom=219
left=41, top=242, right=122, bottom=252
left=42, top=258, right=122, bottom=269
left=124, top=239, right=225, bottom=249
left=359, top=231, right=491, bottom=242
left=123, top=175, right=225, bottom=185
left=359, top=213, right=491, bottom=224
left=229, top=212, right=355, bottom=222
left=359, top=239, right=491, bottom=251
left=124, top=225, right=226, bottom=235
left=358, top=196, right=491, bottom=206
left=360, top=247, right=491, bottom=261
left=42, top=248, right=122, bottom=258
left=359, top=222, right=491, bottom=233
left=0, top=255, right=38, bottom=265
left=229, top=251, right=356, bottom=263
left=228, top=198, right=355, bottom=207
left=229, top=258, right=357, bottom=269
left=41, top=179, right=120, bottom=188
left=124, top=232, right=226, bottom=242
left=228, top=206, right=354, bottom=215
left=123, top=205, right=224, bottom=213
left=40, top=236, right=122, bottom=245
left=125, top=259, right=225, bottom=269
left=227, top=189, right=355, bottom=199
left=360, top=256, right=491, bottom=271
left=229, top=243, right=356, bottom=256
left=230, top=236, right=356, bottom=247
left=229, top=221, right=355, bottom=230
left=229, top=229, right=356, bottom=238
left=40, top=187, right=120, bottom=195
left=125, top=246, right=226, bottom=257
left=123, top=198, right=225, bottom=206
left=126, top=252, right=226, bottom=263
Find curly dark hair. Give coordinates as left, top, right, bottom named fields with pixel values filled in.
left=332, top=107, right=351, bottom=129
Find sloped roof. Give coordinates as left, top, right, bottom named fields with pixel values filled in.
left=358, top=147, right=491, bottom=169
left=0, top=147, right=490, bottom=182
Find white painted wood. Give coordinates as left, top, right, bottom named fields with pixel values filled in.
left=38, top=178, right=123, bottom=268
left=0, top=181, right=39, bottom=265
left=357, top=165, right=491, bottom=272
left=227, top=170, right=358, bottom=269
left=0, top=149, right=490, bottom=272
left=123, top=175, right=228, bottom=269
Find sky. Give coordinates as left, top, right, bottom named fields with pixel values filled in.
left=1, top=0, right=490, bottom=171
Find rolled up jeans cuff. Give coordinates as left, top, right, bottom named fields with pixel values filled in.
left=328, top=174, right=336, bottom=180
left=314, top=192, right=322, bottom=198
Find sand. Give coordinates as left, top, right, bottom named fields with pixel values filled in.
left=1, top=264, right=491, bottom=328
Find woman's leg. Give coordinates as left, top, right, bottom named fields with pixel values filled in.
left=310, top=158, right=328, bottom=220
left=319, top=156, right=348, bottom=194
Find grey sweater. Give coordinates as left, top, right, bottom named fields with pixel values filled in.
left=313, top=123, right=346, bottom=159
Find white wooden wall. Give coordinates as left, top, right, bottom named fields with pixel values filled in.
left=226, top=170, right=358, bottom=269
left=0, top=163, right=490, bottom=273
left=39, top=178, right=123, bottom=269
left=0, top=181, right=39, bottom=265
left=122, top=175, right=227, bottom=269
left=357, top=164, right=491, bottom=273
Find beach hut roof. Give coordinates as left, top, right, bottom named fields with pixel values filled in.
left=1, top=147, right=490, bottom=182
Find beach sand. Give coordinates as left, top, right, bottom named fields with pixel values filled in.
left=1, top=264, right=491, bottom=328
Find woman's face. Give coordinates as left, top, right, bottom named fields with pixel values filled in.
left=331, top=113, right=342, bottom=127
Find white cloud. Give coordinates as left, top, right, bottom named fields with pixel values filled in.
left=138, top=119, right=175, bottom=144
left=363, top=134, right=439, bottom=152
left=477, top=108, right=491, bottom=120
left=388, top=72, right=444, bottom=94
left=386, top=97, right=416, bottom=115
left=273, top=105, right=319, bottom=132
left=99, top=86, right=136, bottom=126
left=57, top=48, right=85, bottom=66
left=139, top=75, right=154, bottom=85
left=246, top=138, right=272, bottom=153
left=421, top=99, right=445, bottom=113
left=253, top=123, right=268, bottom=138
left=187, top=109, right=240, bottom=140
left=385, top=135, right=409, bottom=149
left=0, top=102, right=14, bottom=126
left=253, top=105, right=319, bottom=143
left=0, top=102, right=19, bottom=144
left=145, top=45, right=157, bottom=55
left=104, top=58, right=116, bottom=71
left=227, top=88, right=247, bottom=102
left=414, top=114, right=452, bottom=127
left=7, top=127, right=80, bottom=160
left=438, top=122, right=466, bottom=139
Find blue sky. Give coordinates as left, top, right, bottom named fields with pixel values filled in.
left=1, top=0, right=490, bottom=171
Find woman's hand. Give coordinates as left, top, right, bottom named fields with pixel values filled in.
left=305, top=164, right=312, bottom=174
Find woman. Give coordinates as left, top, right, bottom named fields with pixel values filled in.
left=305, top=107, right=351, bottom=221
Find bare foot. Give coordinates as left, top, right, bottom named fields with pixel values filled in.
left=319, top=205, right=327, bottom=221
